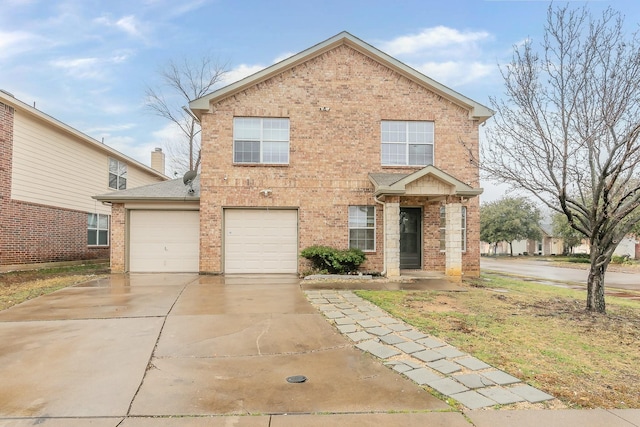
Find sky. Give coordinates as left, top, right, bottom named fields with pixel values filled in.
left=2, top=0, right=639, bottom=202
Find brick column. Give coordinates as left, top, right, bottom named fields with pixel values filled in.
left=445, top=202, right=462, bottom=281
left=110, top=204, right=126, bottom=273
left=384, top=196, right=400, bottom=277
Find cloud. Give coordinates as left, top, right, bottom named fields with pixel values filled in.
left=221, top=64, right=269, bottom=85
left=94, top=14, right=146, bottom=39
left=104, top=136, right=157, bottom=166
left=49, top=52, right=133, bottom=80
left=220, top=52, right=298, bottom=86
left=415, top=61, right=495, bottom=87
left=86, top=123, right=137, bottom=134
left=0, top=30, right=46, bottom=59
left=377, top=26, right=498, bottom=89
left=152, top=122, right=183, bottom=142
left=381, top=26, right=491, bottom=57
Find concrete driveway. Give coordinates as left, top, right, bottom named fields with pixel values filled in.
left=0, top=274, right=466, bottom=426
left=481, top=258, right=640, bottom=292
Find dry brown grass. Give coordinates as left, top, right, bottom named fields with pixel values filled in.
left=357, top=274, right=640, bottom=409
left=0, top=265, right=108, bottom=311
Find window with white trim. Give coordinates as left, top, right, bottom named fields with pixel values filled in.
left=439, top=206, right=467, bottom=252
left=349, top=206, right=375, bottom=251
left=381, top=120, right=434, bottom=166
left=233, top=117, right=290, bottom=164
left=88, top=213, right=109, bottom=246
left=109, top=158, right=127, bottom=190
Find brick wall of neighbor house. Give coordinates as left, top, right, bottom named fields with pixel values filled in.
left=0, top=102, right=109, bottom=266
left=199, top=44, right=481, bottom=275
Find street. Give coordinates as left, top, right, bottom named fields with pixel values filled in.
left=480, top=257, right=640, bottom=292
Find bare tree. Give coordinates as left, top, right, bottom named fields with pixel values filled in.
left=483, top=5, right=640, bottom=313
left=145, top=56, right=228, bottom=174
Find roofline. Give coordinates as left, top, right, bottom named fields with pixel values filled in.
left=0, top=90, right=167, bottom=180
left=369, top=166, right=484, bottom=198
left=189, top=31, right=494, bottom=123
left=92, top=195, right=200, bottom=202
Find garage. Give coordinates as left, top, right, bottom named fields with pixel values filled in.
left=129, top=210, right=200, bottom=272
left=224, top=209, right=298, bottom=274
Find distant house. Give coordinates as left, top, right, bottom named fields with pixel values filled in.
left=0, top=90, right=167, bottom=269
left=481, top=224, right=562, bottom=256
left=481, top=224, right=638, bottom=259
left=96, top=32, right=493, bottom=278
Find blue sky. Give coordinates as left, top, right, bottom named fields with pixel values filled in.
left=2, top=0, right=638, bottom=200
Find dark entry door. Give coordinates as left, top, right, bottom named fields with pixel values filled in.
left=400, top=208, right=422, bottom=269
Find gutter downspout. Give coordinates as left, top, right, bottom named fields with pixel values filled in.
left=374, top=194, right=386, bottom=277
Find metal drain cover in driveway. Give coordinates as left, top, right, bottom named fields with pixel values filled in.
left=286, top=375, right=308, bottom=383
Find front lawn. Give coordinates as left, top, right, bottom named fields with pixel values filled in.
left=356, top=274, right=640, bottom=409
left=0, top=263, right=109, bottom=311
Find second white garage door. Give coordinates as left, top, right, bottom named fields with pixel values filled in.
left=130, top=210, right=200, bottom=272
left=224, top=209, right=298, bottom=274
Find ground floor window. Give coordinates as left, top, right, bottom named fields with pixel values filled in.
left=439, top=206, right=467, bottom=252
left=349, top=206, right=375, bottom=251
left=88, top=213, right=109, bottom=246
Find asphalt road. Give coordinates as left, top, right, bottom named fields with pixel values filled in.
left=480, top=257, right=640, bottom=292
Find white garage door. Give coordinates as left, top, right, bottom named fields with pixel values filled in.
left=130, top=210, right=199, bottom=272
left=225, top=209, right=298, bottom=274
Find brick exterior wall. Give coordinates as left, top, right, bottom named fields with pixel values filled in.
left=199, top=44, right=481, bottom=276
left=0, top=101, right=109, bottom=266
left=109, top=203, right=126, bottom=273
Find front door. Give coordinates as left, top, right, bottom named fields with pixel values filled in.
left=399, top=208, right=422, bottom=269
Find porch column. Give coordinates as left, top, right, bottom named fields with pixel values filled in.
left=384, top=197, right=400, bottom=277
left=445, top=202, right=463, bottom=281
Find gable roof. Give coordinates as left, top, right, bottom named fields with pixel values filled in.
left=0, top=89, right=167, bottom=180
left=93, top=175, right=200, bottom=202
left=189, top=31, right=494, bottom=123
left=369, top=165, right=483, bottom=198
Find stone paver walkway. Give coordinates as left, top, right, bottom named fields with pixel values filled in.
left=304, top=289, right=555, bottom=410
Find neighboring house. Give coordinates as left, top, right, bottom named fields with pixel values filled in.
left=481, top=224, right=563, bottom=256
left=574, top=236, right=638, bottom=259
left=96, top=32, right=493, bottom=278
left=0, top=90, right=167, bottom=269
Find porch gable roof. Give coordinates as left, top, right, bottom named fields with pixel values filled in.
left=368, top=165, right=483, bottom=198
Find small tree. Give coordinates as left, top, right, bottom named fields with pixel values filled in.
left=480, top=197, right=542, bottom=256
left=483, top=5, right=640, bottom=312
left=551, top=212, right=583, bottom=255
left=145, top=56, right=228, bottom=174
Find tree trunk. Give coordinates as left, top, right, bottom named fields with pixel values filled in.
left=586, top=250, right=608, bottom=313
left=509, top=241, right=513, bottom=256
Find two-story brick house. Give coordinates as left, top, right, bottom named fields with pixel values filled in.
left=98, top=32, right=492, bottom=278
left=0, top=90, right=167, bottom=269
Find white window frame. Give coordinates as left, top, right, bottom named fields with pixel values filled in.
left=348, top=206, right=376, bottom=252
left=233, top=117, right=290, bottom=164
left=88, top=213, right=109, bottom=247
left=109, top=158, right=127, bottom=190
left=439, top=206, right=467, bottom=252
left=381, top=120, right=434, bottom=166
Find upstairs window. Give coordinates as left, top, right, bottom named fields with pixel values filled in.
left=349, top=206, right=375, bottom=252
left=233, top=117, right=290, bottom=164
left=88, top=213, right=109, bottom=246
left=381, top=120, right=434, bottom=166
left=109, top=158, right=127, bottom=190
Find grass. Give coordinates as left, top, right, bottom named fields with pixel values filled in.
left=0, top=263, right=109, bottom=311
left=355, top=274, right=640, bottom=409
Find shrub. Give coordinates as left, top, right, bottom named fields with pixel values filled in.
left=300, top=245, right=366, bottom=274
left=611, top=254, right=631, bottom=265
